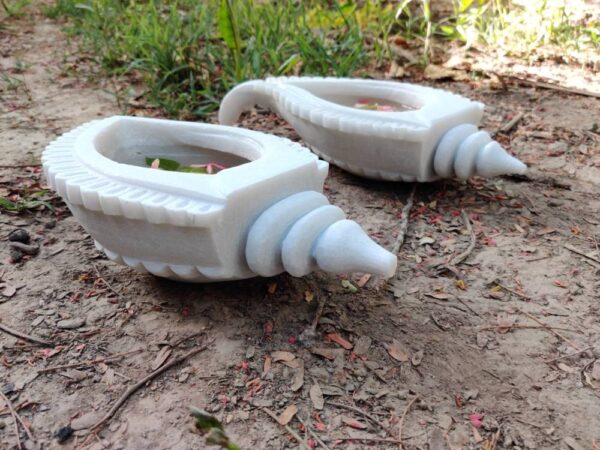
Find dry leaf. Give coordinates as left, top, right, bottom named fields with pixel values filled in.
left=277, top=404, right=298, bottom=426
left=356, top=273, right=371, bottom=287
left=564, top=437, right=585, bottom=450
left=2, top=284, right=16, bottom=297
left=280, top=359, right=301, bottom=369
left=591, top=360, right=600, bottom=381
left=385, top=340, right=409, bottom=362
left=425, top=292, right=451, bottom=300
left=325, top=333, right=353, bottom=350
left=423, top=64, right=469, bottom=81
left=291, top=360, right=304, bottom=392
left=353, top=336, right=372, bottom=356
left=101, top=368, right=116, bottom=386
left=310, top=383, right=324, bottom=410
left=151, top=346, right=172, bottom=371
left=310, top=347, right=342, bottom=360
left=263, top=355, right=272, bottom=376
left=385, top=60, right=405, bottom=79
left=271, top=351, right=295, bottom=363
left=411, top=350, right=424, bottom=366
left=342, top=417, right=367, bottom=430
left=558, top=362, right=576, bottom=373
left=496, top=313, right=517, bottom=333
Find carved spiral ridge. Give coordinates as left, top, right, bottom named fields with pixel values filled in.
left=433, top=124, right=527, bottom=179
left=245, top=191, right=397, bottom=278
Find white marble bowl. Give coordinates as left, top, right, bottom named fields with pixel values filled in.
left=219, top=77, right=527, bottom=182
left=42, top=116, right=396, bottom=282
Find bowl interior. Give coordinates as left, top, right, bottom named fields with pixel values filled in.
left=291, top=82, right=424, bottom=113
left=93, top=119, right=254, bottom=171
left=323, top=94, right=419, bottom=112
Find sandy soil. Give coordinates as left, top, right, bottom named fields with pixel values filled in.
left=1, top=9, right=599, bottom=450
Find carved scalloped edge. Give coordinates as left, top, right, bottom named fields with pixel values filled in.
left=93, top=240, right=213, bottom=281
left=42, top=119, right=315, bottom=228
left=43, top=120, right=226, bottom=228
left=260, top=76, right=478, bottom=140
left=309, top=147, right=418, bottom=182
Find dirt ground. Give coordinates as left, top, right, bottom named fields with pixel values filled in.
left=1, top=9, right=600, bottom=450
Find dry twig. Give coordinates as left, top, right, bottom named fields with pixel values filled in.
left=450, top=210, right=476, bottom=266
left=0, top=390, right=36, bottom=448
left=0, top=163, right=42, bottom=168
left=564, top=243, right=600, bottom=266
left=544, top=346, right=594, bottom=364
left=38, top=349, right=142, bottom=373
left=509, top=75, right=600, bottom=99
left=495, top=112, right=525, bottom=136
left=495, top=282, right=531, bottom=300
left=328, top=401, right=390, bottom=434
left=397, top=396, right=419, bottom=450
left=478, top=324, right=580, bottom=333
left=91, top=263, right=124, bottom=300
left=0, top=390, right=22, bottom=450
left=261, top=408, right=311, bottom=450
left=296, top=414, right=331, bottom=450
left=0, top=320, right=53, bottom=346
left=88, top=337, right=213, bottom=435
left=518, top=309, right=581, bottom=351
left=391, top=184, right=417, bottom=256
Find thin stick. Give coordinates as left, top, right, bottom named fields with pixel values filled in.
left=325, top=434, right=425, bottom=444
left=518, top=309, right=581, bottom=351
left=544, top=346, right=593, bottom=364
left=495, top=112, right=524, bottom=136
left=397, top=396, right=419, bottom=450
left=0, top=321, right=54, bottom=346
left=88, top=338, right=213, bottom=434
left=327, top=401, right=390, bottom=433
left=455, top=297, right=483, bottom=318
left=509, top=75, right=600, bottom=99
left=450, top=210, right=476, bottom=266
left=0, top=390, right=22, bottom=449
left=38, top=349, right=143, bottom=373
left=478, top=324, right=580, bottom=332
left=296, top=414, right=331, bottom=450
left=495, top=282, right=531, bottom=300
left=171, top=331, right=206, bottom=348
left=261, top=408, right=311, bottom=450
left=91, top=263, right=123, bottom=300
left=490, top=428, right=501, bottom=450
left=0, top=164, right=42, bottom=168
left=391, top=184, right=417, bottom=255
left=310, top=294, right=326, bottom=334
left=564, top=243, right=600, bottom=265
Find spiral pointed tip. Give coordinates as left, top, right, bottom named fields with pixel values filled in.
left=476, top=141, right=527, bottom=178
left=313, top=220, right=397, bottom=278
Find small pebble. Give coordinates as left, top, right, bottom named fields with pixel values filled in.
left=55, top=425, right=74, bottom=443
left=57, top=318, right=86, bottom=330
left=9, top=247, right=23, bottom=263
left=9, top=241, right=39, bottom=255
left=8, top=228, right=30, bottom=244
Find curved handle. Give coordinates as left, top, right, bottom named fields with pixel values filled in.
left=218, top=80, right=277, bottom=125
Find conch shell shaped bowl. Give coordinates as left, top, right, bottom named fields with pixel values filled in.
left=219, top=77, right=527, bottom=182
left=42, top=116, right=396, bottom=282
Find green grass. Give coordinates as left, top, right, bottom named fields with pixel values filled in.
left=44, top=0, right=598, bottom=119
left=44, top=0, right=394, bottom=118
left=396, top=0, right=600, bottom=63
